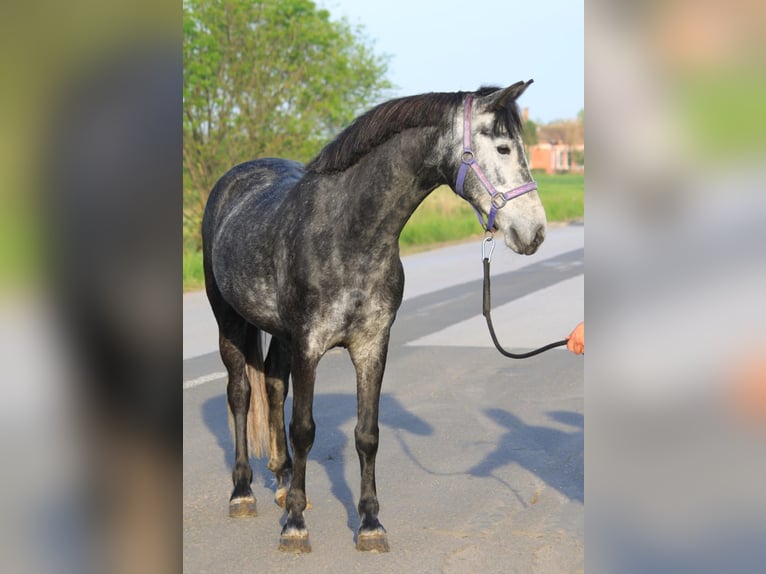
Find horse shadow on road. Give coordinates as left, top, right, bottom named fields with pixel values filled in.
left=201, top=395, right=581, bottom=531
left=468, top=408, right=584, bottom=504
left=201, top=392, right=433, bottom=532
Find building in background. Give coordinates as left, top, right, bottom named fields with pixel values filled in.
left=524, top=108, right=584, bottom=174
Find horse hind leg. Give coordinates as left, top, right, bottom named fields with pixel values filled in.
left=217, top=314, right=265, bottom=518
left=262, top=336, right=293, bottom=508
left=204, top=257, right=259, bottom=516
left=278, top=347, right=319, bottom=554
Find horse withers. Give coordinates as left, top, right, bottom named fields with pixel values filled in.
left=201, top=81, right=547, bottom=553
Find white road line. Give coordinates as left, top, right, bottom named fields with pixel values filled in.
left=183, top=371, right=226, bottom=390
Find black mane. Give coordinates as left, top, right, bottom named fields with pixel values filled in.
left=306, top=86, right=522, bottom=174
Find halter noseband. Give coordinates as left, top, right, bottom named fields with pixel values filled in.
left=454, top=94, right=538, bottom=232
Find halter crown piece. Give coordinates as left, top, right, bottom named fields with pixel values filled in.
left=454, top=94, right=538, bottom=232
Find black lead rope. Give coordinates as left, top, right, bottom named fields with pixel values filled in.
left=482, top=245, right=568, bottom=359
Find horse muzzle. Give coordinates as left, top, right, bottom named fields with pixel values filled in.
left=505, top=223, right=546, bottom=255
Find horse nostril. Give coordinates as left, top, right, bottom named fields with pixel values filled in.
left=523, top=225, right=546, bottom=255
left=511, top=228, right=521, bottom=248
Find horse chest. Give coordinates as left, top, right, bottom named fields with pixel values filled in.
left=278, top=266, right=401, bottom=352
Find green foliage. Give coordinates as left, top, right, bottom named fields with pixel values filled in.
left=522, top=118, right=538, bottom=147
left=183, top=249, right=205, bottom=292
left=183, top=0, right=392, bottom=251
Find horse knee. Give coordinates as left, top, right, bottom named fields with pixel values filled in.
left=354, top=426, right=379, bottom=456
left=290, top=418, right=315, bottom=453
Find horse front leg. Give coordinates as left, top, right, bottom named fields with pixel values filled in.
left=349, top=329, right=392, bottom=552
left=278, top=348, right=318, bottom=554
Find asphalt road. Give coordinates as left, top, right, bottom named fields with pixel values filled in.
left=183, top=224, right=584, bottom=573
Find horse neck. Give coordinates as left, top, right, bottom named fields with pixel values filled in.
left=318, top=128, right=449, bottom=243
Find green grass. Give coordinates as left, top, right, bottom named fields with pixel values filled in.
left=400, top=173, right=583, bottom=252
left=182, top=173, right=584, bottom=291
left=535, top=173, right=585, bottom=222
left=183, top=249, right=205, bottom=292
left=398, top=186, right=482, bottom=250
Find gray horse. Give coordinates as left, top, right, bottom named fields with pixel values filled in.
left=202, top=81, right=547, bottom=553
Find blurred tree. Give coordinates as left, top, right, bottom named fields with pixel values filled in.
left=522, top=117, right=538, bottom=147
left=183, top=0, right=391, bottom=251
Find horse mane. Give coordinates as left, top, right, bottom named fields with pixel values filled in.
left=306, top=86, right=523, bottom=174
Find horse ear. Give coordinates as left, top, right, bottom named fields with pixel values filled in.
left=480, top=79, right=534, bottom=110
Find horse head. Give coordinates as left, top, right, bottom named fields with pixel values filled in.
left=449, top=81, right=547, bottom=255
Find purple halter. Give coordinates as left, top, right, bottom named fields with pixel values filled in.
left=454, top=94, right=538, bottom=231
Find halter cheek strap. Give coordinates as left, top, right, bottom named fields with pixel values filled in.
left=454, top=95, right=538, bottom=231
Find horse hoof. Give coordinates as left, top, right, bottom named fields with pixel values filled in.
left=228, top=495, right=257, bottom=517
left=275, top=488, right=312, bottom=510
left=356, top=530, right=390, bottom=553
left=279, top=532, right=311, bottom=554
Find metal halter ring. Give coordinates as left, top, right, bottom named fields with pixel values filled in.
left=491, top=193, right=508, bottom=210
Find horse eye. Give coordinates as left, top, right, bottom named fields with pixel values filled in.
left=496, top=145, right=511, bottom=155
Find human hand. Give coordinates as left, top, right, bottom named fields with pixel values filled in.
left=566, top=322, right=584, bottom=355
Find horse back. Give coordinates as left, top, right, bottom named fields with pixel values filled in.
left=202, top=158, right=304, bottom=240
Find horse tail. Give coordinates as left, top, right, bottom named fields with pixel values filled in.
left=245, top=328, right=270, bottom=458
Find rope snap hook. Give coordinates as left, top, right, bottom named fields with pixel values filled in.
left=482, top=235, right=495, bottom=261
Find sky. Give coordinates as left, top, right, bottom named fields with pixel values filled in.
left=319, top=0, right=583, bottom=124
